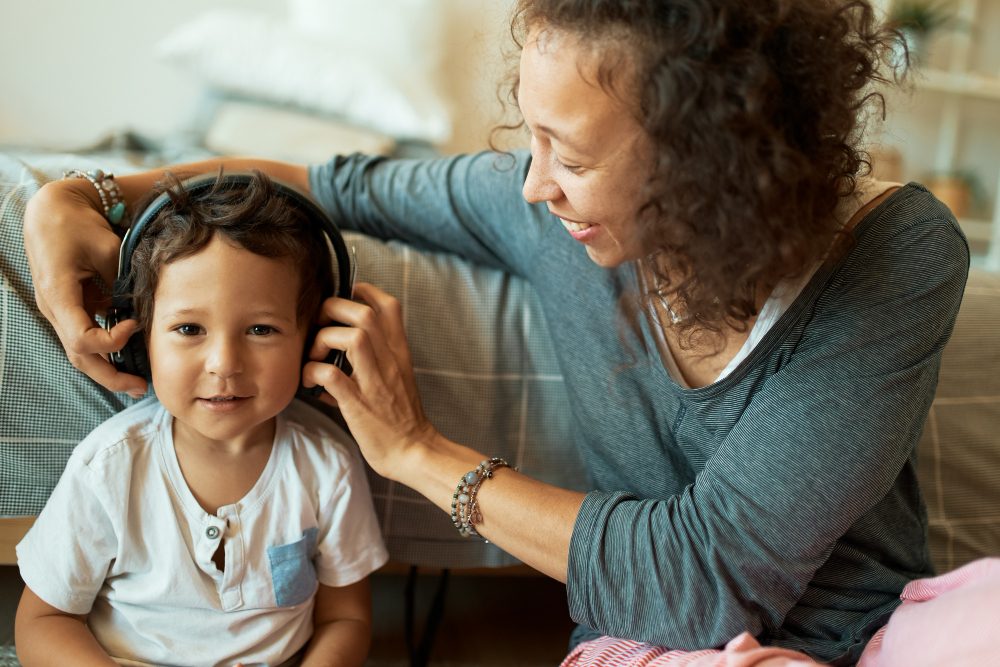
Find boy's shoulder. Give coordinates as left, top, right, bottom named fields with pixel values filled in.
left=280, top=400, right=362, bottom=477
left=72, top=397, right=166, bottom=468
left=282, top=400, right=351, bottom=445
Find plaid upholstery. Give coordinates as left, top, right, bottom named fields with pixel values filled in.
left=1, top=155, right=136, bottom=515
left=345, top=231, right=585, bottom=567
left=2, top=151, right=998, bottom=572
left=917, top=268, right=1000, bottom=572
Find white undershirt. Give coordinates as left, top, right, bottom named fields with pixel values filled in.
left=649, top=262, right=818, bottom=389
left=713, top=262, right=819, bottom=382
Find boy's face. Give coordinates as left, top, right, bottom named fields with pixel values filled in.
left=147, top=235, right=308, bottom=451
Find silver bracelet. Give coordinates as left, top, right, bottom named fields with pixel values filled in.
left=63, top=169, right=128, bottom=227
left=450, top=457, right=513, bottom=539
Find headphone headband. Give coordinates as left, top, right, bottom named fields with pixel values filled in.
left=117, top=171, right=351, bottom=302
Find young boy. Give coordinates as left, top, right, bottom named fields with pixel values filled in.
left=14, top=171, right=388, bottom=666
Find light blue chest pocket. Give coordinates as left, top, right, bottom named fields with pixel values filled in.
left=267, top=527, right=319, bottom=607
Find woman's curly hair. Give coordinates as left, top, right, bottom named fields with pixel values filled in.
left=503, top=0, right=902, bottom=343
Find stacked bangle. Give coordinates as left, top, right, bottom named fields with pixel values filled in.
left=63, top=169, right=128, bottom=228
left=450, top=457, right=513, bottom=538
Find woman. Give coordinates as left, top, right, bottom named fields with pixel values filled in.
left=22, top=1, right=978, bottom=665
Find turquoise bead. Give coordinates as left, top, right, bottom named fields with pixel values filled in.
left=109, top=201, right=125, bottom=225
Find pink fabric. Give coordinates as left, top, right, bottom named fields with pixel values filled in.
left=560, top=632, right=822, bottom=667
left=561, top=558, right=1000, bottom=667
left=857, top=557, right=1000, bottom=667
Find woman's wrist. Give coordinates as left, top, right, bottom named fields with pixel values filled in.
left=392, top=432, right=488, bottom=513
left=62, top=169, right=128, bottom=229
left=56, top=173, right=105, bottom=210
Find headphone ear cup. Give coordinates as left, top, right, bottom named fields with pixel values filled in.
left=111, top=332, right=151, bottom=382
left=107, top=287, right=150, bottom=382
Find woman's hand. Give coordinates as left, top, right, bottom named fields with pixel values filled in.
left=304, top=283, right=582, bottom=581
left=23, top=179, right=146, bottom=396
left=302, top=282, right=439, bottom=480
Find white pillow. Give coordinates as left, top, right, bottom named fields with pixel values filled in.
left=156, top=9, right=452, bottom=143
left=204, top=100, right=396, bottom=163
left=288, top=0, right=446, bottom=77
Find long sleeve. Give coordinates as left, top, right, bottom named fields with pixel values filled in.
left=308, top=151, right=546, bottom=277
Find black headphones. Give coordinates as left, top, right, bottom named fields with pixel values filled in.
left=105, top=171, right=353, bottom=387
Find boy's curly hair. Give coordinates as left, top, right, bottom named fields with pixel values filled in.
left=128, top=170, right=334, bottom=337
left=504, top=0, right=902, bottom=342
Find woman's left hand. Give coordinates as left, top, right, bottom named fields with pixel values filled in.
left=302, top=282, right=439, bottom=479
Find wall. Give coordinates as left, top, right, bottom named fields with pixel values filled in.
left=0, top=0, right=271, bottom=150
left=438, top=0, right=523, bottom=153
left=0, top=0, right=518, bottom=155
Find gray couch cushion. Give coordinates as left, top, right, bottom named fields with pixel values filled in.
left=916, top=268, right=1000, bottom=572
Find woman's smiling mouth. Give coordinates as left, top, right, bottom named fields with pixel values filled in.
left=556, top=214, right=600, bottom=242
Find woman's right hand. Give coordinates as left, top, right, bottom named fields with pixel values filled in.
left=23, top=178, right=146, bottom=396
left=304, top=282, right=442, bottom=480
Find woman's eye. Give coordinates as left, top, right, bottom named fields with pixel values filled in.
left=559, top=161, right=584, bottom=174
left=553, top=153, right=584, bottom=173
left=248, top=325, right=275, bottom=336
left=175, top=324, right=202, bottom=336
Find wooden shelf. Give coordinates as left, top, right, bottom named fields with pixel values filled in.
left=916, top=68, right=1000, bottom=102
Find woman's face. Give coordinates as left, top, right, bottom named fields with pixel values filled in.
left=519, top=28, right=652, bottom=268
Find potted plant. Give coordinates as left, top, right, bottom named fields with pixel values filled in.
left=888, top=0, right=958, bottom=68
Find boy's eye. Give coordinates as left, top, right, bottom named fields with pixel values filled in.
left=248, top=324, right=275, bottom=336
left=175, top=324, right=202, bottom=336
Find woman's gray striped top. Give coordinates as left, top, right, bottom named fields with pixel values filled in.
left=311, top=150, right=970, bottom=665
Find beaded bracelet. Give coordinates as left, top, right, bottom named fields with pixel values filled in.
left=63, top=169, right=128, bottom=228
left=450, top=457, right=513, bottom=538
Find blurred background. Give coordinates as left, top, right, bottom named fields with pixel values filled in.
left=871, top=0, right=1000, bottom=266
left=0, top=0, right=520, bottom=156
left=1, top=0, right=998, bottom=267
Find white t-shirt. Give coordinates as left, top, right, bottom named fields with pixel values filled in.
left=17, top=398, right=388, bottom=667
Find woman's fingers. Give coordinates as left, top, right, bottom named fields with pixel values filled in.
left=351, top=282, right=420, bottom=397
left=22, top=179, right=139, bottom=392
left=303, top=282, right=415, bottom=401
left=64, top=320, right=148, bottom=397
left=307, top=283, right=403, bottom=387
left=301, top=283, right=434, bottom=478
left=36, top=251, right=147, bottom=396
left=307, top=319, right=387, bottom=396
